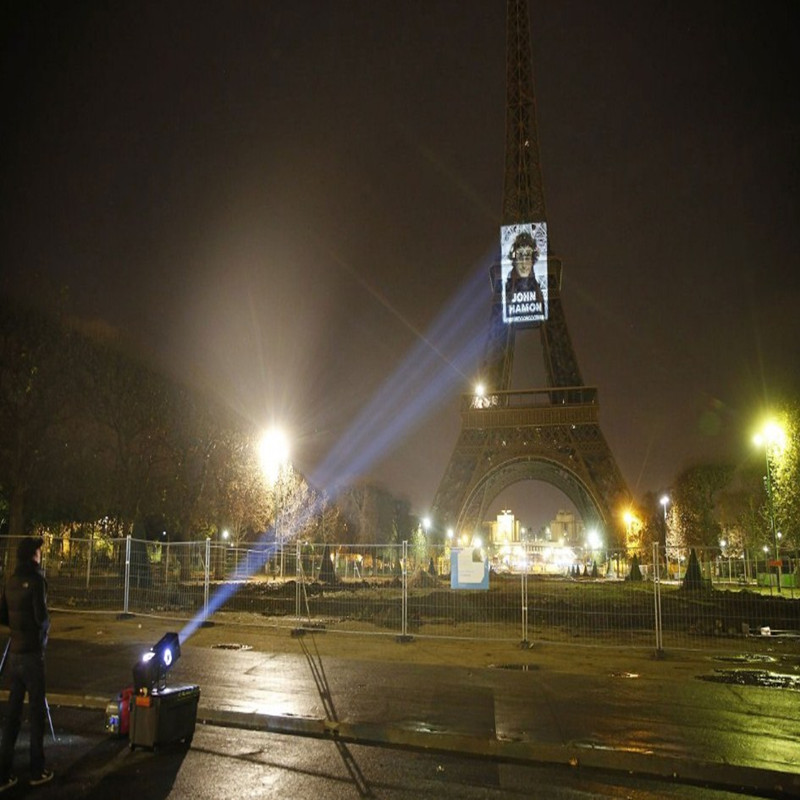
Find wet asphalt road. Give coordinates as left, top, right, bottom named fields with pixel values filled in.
left=1, top=618, right=798, bottom=798
left=0, top=707, right=779, bottom=799
left=42, top=633, right=800, bottom=775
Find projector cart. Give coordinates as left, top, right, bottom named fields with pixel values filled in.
left=129, top=684, right=200, bottom=751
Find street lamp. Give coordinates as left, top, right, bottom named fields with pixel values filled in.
left=753, top=421, right=785, bottom=592
left=623, top=510, right=636, bottom=550
left=659, top=495, right=670, bottom=577
left=258, top=427, right=291, bottom=578
left=719, top=539, right=727, bottom=582
left=214, top=528, right=231, bottom=578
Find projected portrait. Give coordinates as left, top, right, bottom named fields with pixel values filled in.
left=501, top=222, right=548, bottom=324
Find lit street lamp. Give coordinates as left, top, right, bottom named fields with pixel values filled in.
left=214, top=528, right=230, bottom=578
left=258, top=427, right=291, bottom=578
left=623, top=510, right=636, bottom=551
left=753, top=421, right=785, bottom=593
left=659, top=494, right=670, bottom=578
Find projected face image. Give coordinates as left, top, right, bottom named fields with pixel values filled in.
left=511, top=235, right=537, bottom=278
left=500, top=222, right=549, bottom=325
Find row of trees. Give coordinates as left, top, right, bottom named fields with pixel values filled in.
left=3, top=291, right=796, bottom=562
left=0, top=292, right=415, bottom=554
left=627, top=405, right=799, bottom=557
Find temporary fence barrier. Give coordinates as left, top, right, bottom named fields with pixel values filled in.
left=1, top=535, right=797, bottom=657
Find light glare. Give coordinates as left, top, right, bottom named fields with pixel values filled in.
left=258, top=427, right=290, bottom=483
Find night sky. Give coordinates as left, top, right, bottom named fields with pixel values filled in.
left=3, top=1, right=798, bottom=531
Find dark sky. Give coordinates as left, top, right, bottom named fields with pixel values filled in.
left=3, top=1, right=799, bottom=532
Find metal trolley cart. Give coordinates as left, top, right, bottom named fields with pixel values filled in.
left=127, top=632, right=200, bottom=751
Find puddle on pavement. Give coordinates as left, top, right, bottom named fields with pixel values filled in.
left=698, top=669, right=800, bottom=690
left=406, top=721, right=448, bottom=734
left=211, top=643, right=253, bottom=651
left=575, top=741, right=654, bottom=756
left=488, top=663, right=539, bottom=671
left=712, top=653, right=776, bottom=664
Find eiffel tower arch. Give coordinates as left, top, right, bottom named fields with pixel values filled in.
left=431, top=0, right=631, bottom=545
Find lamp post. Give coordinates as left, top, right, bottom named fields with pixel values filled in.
left=753, top=421, right=785, bottom=593
left=660, top=495, right=669, bottom=524
left=422, top=516, right=432, bottom=573
left=258, top=427, right=291, bottom=579
left=623, top=510, right=636, bottom=552
left=659, top=495, right=670, bottom=578
left=719, top=538, right=729, bottom=583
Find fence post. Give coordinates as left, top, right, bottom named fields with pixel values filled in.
left=204, top=537, right=211, bottom=622
left=653, top=542, right=663, bottom=656
left=521, top=544, right=529, bottom=646
left=123, top=535, right=131, bottom=615
left=86, top=532, right=93, bottom=590
left=396, top=540, right=411, bottom=642
left=295, top=540, right=301, bottom=618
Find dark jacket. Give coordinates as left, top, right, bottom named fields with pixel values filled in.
left=0, top=560, right=50, bottom=654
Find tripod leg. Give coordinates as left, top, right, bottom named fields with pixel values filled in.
left=0, top=640, right=9, bottom=675
left=45, top=697, right=56, bottom=742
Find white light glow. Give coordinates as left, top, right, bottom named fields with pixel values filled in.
left=258, top=427, right=290, bottom=483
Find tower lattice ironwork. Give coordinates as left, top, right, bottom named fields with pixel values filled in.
left=431, top=0, right=630, bottom=544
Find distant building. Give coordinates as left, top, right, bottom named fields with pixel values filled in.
left=485, top=508, right=584, bottom=547
left=549, top=509, right=583, bottom=546
left=487, top=509, right=521, bottom=546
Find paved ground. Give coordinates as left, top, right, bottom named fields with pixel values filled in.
left=2, top=609, right=799, bottom=798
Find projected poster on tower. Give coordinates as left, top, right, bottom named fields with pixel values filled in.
left=501, top=222, right=548, bottom=324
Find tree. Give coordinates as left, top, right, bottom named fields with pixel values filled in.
left=318, top=543, right=336, bottom=584
left=336, top=483, right=410, bottom=545
left=411, top=519, right=428, bottom=570
left=79, top=337, right=172, bottom=527
left=313, top=496, right=345, bottom=543
left=769, top=400, right=800, bottom=549
left=681, top=548, right=708, bottom=592
left=627, top=553, right=643, bottom=581
left=159, top=384, right=228, bottom=542
left=715, top=466, right=765, bottom=556
left=210, top=426, right=271, bottom=546
left=275, top=464, right=312, bottom=535
left=637, top=492, right=668, bottom=551
left=0, top=295, right=78, bottom=537
left=671, top=463, right=734, bottom=548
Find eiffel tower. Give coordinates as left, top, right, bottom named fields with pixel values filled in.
left=431, top=0, right=631, bottom=545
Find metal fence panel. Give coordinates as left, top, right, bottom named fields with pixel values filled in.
left=1, top=534, right=796, bottom=658
left=656, top=545, right=800, bottom=651
left=41, top=535, right=128, bottom=610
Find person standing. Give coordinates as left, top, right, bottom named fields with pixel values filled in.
left=0, top=537, right=53, bottom=791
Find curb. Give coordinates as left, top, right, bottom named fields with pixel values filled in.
left=16, top=691, right=798, bottom=798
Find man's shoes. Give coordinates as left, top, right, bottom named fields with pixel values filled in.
left=0, top=775, right=18, bottom=793
left=30, top=769, right=54, bottom=786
